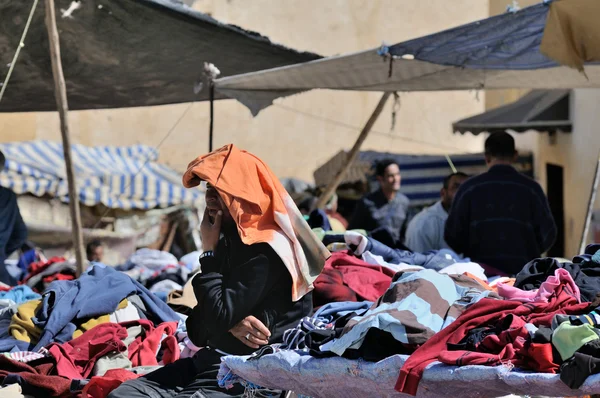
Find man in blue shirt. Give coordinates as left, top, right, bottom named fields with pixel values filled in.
left=348, top=159, right=410, bottom=247
left=405, top=172, right=468, bottom=253
left=445, top=132, right=556, bottom=276
left=0, top=151, right=27, bottom=285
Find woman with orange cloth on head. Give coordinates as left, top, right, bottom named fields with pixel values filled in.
left=109, top=144, right=329, bottom=398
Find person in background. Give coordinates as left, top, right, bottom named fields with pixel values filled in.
left=147, top=211, right=194, bottom=260
left=307, top=191, right=348, bottom=233
left=405, top=172, right=469, bottom=253
left=324, top=193, right=348, bottom=230
left=348, top=159, right=410, bottom=247
left=445, top=132, right=557, bottom=276
left=0, top=151, right=27, bottom=285
left=86, top=240, right=105, bottom=263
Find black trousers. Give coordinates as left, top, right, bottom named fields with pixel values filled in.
left=107, top=348, right=276, bottom=398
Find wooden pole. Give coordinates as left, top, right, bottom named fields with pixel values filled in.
left=45, top=0, right=86, bottom=276
left=209, top=83, right=214, bottom=152
left=315, top=92, right=392, bottom=209
left=580, top=154, right=600, bottom=254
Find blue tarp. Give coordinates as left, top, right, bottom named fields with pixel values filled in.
left=388, top=1, right=559, bottom=70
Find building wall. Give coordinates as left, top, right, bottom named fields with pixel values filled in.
left=488, top=0, right=600, bottom=257
left=0, top=0, right=487, bottom=182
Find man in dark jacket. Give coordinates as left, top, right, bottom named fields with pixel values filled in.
left=109, top=181, right=314, bottom=397
left=444, top=132, right=557, bottom=276
left=0, top=151, right=27, bottom=285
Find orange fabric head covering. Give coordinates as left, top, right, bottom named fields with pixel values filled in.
left=183, top=144, right=330, bottom=301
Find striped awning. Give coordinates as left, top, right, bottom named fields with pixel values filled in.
left=0, top=141, right=202, bottom=210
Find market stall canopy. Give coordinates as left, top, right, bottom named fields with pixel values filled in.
left=453, top=90, right=571, bottom=135
left=314, top=150, right=533, bottom=206
left=0, top=141, right=203, bottom=210
left=0, top=0, right=320, bottom=112
left=214, top=0, right=600, bottom=116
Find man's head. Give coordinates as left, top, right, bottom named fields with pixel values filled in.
left=441, top=172, right=469, bottom=210
left=86, top=240, right=104, bottom=262
left=205, top=183, right=234, bottom=230
left=375, top=159, right=401, bottom=195
left=484, top=132, right=517, bottom=167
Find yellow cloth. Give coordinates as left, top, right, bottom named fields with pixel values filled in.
left=72, top=299, right=129, bottom=339
left=72, top=314, right=111, bottom=339
left=540, top=0, right=600, bottom=72
left=10, top=300, right=42, bottom=343
left=327, top=216, right=346, bottom=233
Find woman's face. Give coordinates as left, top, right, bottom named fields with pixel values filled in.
left=205, top=184, right=232, bottom=225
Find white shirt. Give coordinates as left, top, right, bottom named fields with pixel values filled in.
left=404, top=200, right=449, bottom=253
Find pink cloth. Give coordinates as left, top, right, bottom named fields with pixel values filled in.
left=497, top=268, right=581, bottom=303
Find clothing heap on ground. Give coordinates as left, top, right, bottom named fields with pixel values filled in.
left=4, top=232, right=600, bottom=396
left=220, top=231, right=600, bottom=396
left=0, top=251, right=204, bottom=398
left=116, top=249, right=201, bottom=303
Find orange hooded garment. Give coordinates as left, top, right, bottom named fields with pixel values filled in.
left=183, top=144, right=330, bottom=302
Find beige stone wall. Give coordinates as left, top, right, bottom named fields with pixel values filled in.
left=529, top=90, right=600, bottom=258
left=0, top=0, right=488, bottom=181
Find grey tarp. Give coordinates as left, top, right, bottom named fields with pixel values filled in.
left=453, top=89, right=572, bottom=135
left=0, top=0, right=320, bottom=112
left=213, top=3, right=600, bottom=116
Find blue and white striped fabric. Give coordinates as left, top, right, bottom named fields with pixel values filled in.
left=0, top=141, right=203, bottom=210
left=389, top=1, right=561, bottom=70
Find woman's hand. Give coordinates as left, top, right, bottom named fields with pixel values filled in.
left=229, top=316, right=271, bottom=349
left=201, top=208, right=222, bottom=252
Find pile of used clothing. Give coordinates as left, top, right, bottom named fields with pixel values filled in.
left=218, top=232, right=600, bottom=396
left=116, top=249, right=199, bottom=302
left=0, top=264, right=200, bottom=397
left=5, top=229, right=600, bottom=397
left=312, top=230, right=487, bottom=307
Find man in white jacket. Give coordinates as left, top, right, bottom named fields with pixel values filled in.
left=405, top=172, right=468, bottom=253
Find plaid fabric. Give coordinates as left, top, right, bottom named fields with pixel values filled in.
left=282, top=316, right=332, bottom=350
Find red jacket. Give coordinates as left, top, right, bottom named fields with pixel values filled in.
left=396, top=284, right=588, bottom=395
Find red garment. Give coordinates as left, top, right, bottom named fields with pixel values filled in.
left=47, top=323, right=128, bottom=379
left=122, top=320, right=180, bottom=367
left=0, top=285, right=10, bottom=292
left=438, top=314, right=557, bottom=372
left=81, top=368, right=140, bottom=398
left=396, top=284, right=589, bottom=396
left=313, top=252, right=394, bottom=306
left=42, top=272, right=76, bottom=285
left=24, top=257, right=66, bottom=280
left=0, top=356, right=71, bottom=397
